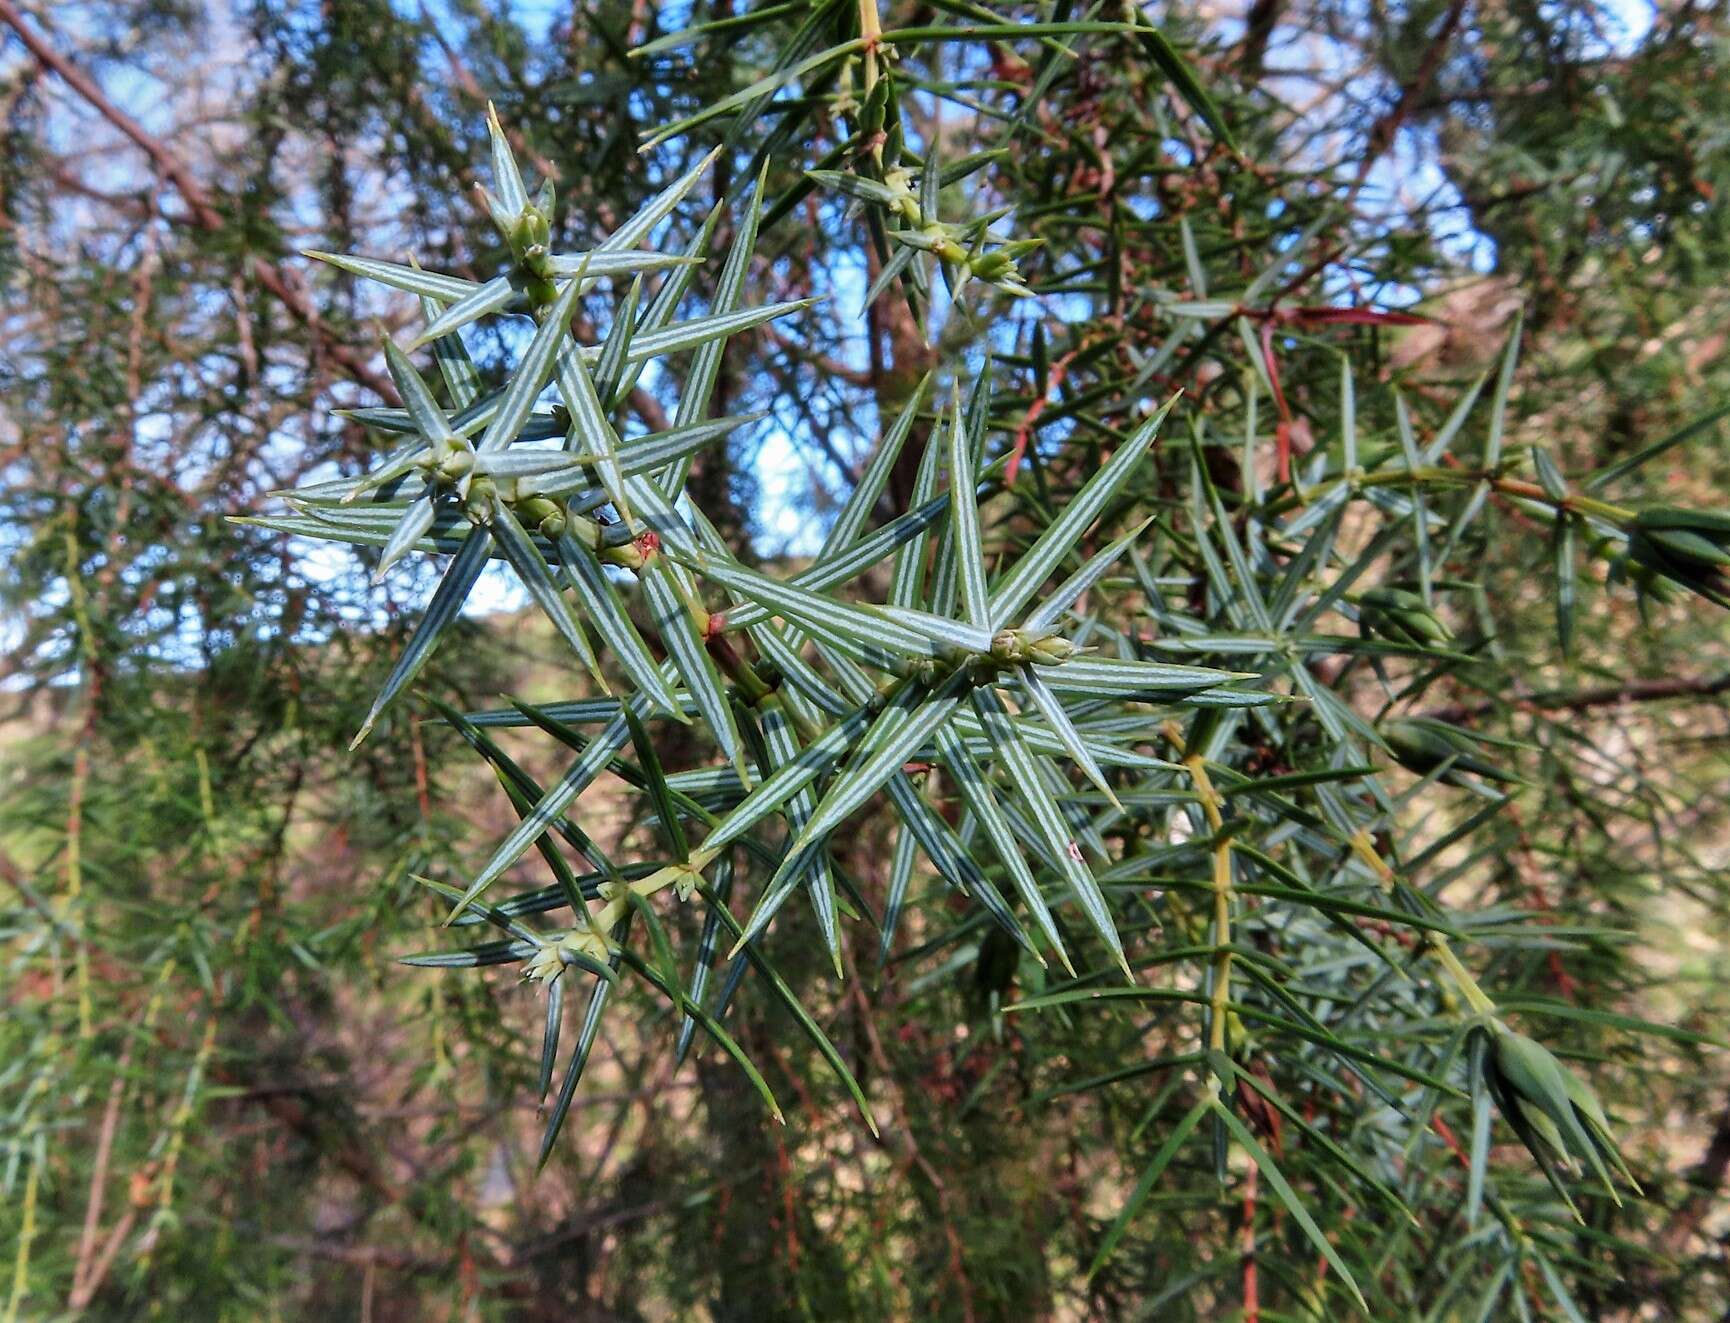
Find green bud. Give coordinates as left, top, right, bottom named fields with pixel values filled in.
left=1026, top=634, right=1077, bottom=665
left=1493, top=1029, right=1574, bottom=1123
left=516, top=496, right=565, bottom=538
left=1627, top=506, right=1730, bottom=608
left=882, top=167, right=921, bottom=224
left=511, top=205, right=551, bottom=259
left=1516, top=1096, right=1570, bottom=1160
left=1357, top=586, right=1452, bottom=647
left=522, top=928, right=611, bottom=984
left=436, top=446, right=475, bottom=483
left=985, top=628, right=1073, bottom=665
left=1646, top=525, right=1730, bottom=567
left=1605, top=544, right=1678, bottom=608
left=912, top=658, right=943, bottom=685
left=1485, top=1024, right=1633, bottom=1208
left=964, top=238, right=1042, bottom=297
left=1381, top=718, right=1521, bottom=787
left=860, top=73, right=891, bottom=142
left=463, top=476, right=499, bottom=523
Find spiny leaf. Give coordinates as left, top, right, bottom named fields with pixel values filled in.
left=640, top=558, right=749, bottom=781
left=694, top=881, right=877, bottom=1134
left=1024, top=519, right=1155, bottom=632
left=374, top=493, right=438, bottom=582
left=703, top=695, right=879, bottom=854
left=604, top=145, right=724, bottom=251
left=878, top=818, right=920, bottom=967
left=934, top=724, right=1067, bottom=970
left=1015, top=663, right=1123, bottom=812
left=1088, top=1095, right=1211, bottom=1278
left=681, top=546, right=944, bottom=669
left=617, top=944, right=784, bottom=1124
left=474, top=276, right=584, bottom=453
left=381, top=339, right=461, bottom=449
left=946, top=393, right=991, bottom=630
left=735, top=673, right=970, bottom=952
left=989, top=395, right=1178, bottom=628
left=485, top=101, right=529, bottom=215
left=753, top=699, right=842, bottom=972
left=1038, top=656, right=1244, bottom=698
left=971, top=685, right=1129, bottom=979
left=454, top=673, right=674, bottom=915
left=538, top=977, right=565, bottom=1101
left=487, top=501, right=608, bottom=691
left=554, top=529, right=684, bottom=718
left=826, top=373, right=933, bottom=553
left=540, top=917, right=629, bottom=1167
left=624, top=707, right=689, bottom=860
left=306, top=249, right=690, bottom=301
left=884, top=771, right=1035, bottom=957
left=676, top=853, right=735, bottom=1063
left=351, top=530, right=492, bottom=749
left=413, top=275, right=522, bottom=346
left=666, top=164, right=768, bottom=490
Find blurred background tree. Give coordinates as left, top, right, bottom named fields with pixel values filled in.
left=2, top=0, right=1727, bottom=1318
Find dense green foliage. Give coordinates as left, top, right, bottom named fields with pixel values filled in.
left=3, top=1, right=1729, bottom=1319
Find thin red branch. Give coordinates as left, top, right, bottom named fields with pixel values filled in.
left=0, top=0, right=397, bottom=402
left=1007, top=348, right=1078, bottom=482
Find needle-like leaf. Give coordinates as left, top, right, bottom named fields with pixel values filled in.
left=640, top=558, right=748, bottom=781
left=455, top=668, right=675, bottom=914
left=740, top=673, right=971, bottom=945
left=988, top=396, right=1178, bottom=628
left=537, top=976, right=565, bottom=1101
left=474, top=276, right=584, bottom=453
left=591, top=274, right=640, bottom=411
left=1088, top=1095, right=1211, bottom=1278
left=1037, top=656, right=1242, bottom=697
left=373, top=493, right=438, bottom=582
left=1024, top=519, right=1154, bottom=632
left=971, top=686, right=1129, bottom=979
left=1212, top=1100, right=1367, bottom=1310
left=681, top=547, right=943, bottom=670
left=487, top=501, right=609, bottom=689
left=1015, top=664, right=1123, bottom=812
left=945, top=395, right=991, bottom=630
left=351, top=529, right=492, bottom=748
left=624, top=708, right=689, bottom=860
left=412, top=275, right=523, bottom=346
left=539, top=916, right=629, bottom=1168
left=553, top=530, right=683, bottom=718
left=934, top=724, right=1067, bottom=969
left=665, top=165, right=767, bottom=492
left=617, top=944, right=783, bottom=1123
left=753, top=699, right=842, bottom=971
left=675, top=853, right=734, bottom=1063
left=877, top=817, right=920, bottom=967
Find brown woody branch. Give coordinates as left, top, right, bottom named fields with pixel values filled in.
left=0, top=0, right=398, bottom=402
left=1421, top=672, right=1730, bottom=725
left=1351, top=0, right=1471, bottom=196
left=1661, top=1098, right=1730, bottom=1255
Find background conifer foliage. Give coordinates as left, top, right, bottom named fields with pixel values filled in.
left=3, top=0, right=1729, bottom=1318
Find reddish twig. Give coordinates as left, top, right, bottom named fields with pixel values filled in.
left=0, top=0, right=397, bottom=402
left=1007, top=348, right=1078, bottom=482
left=1242, top=1160, right=1260, bottom=1322
left=1245, top=306, right=1429, bottom=484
